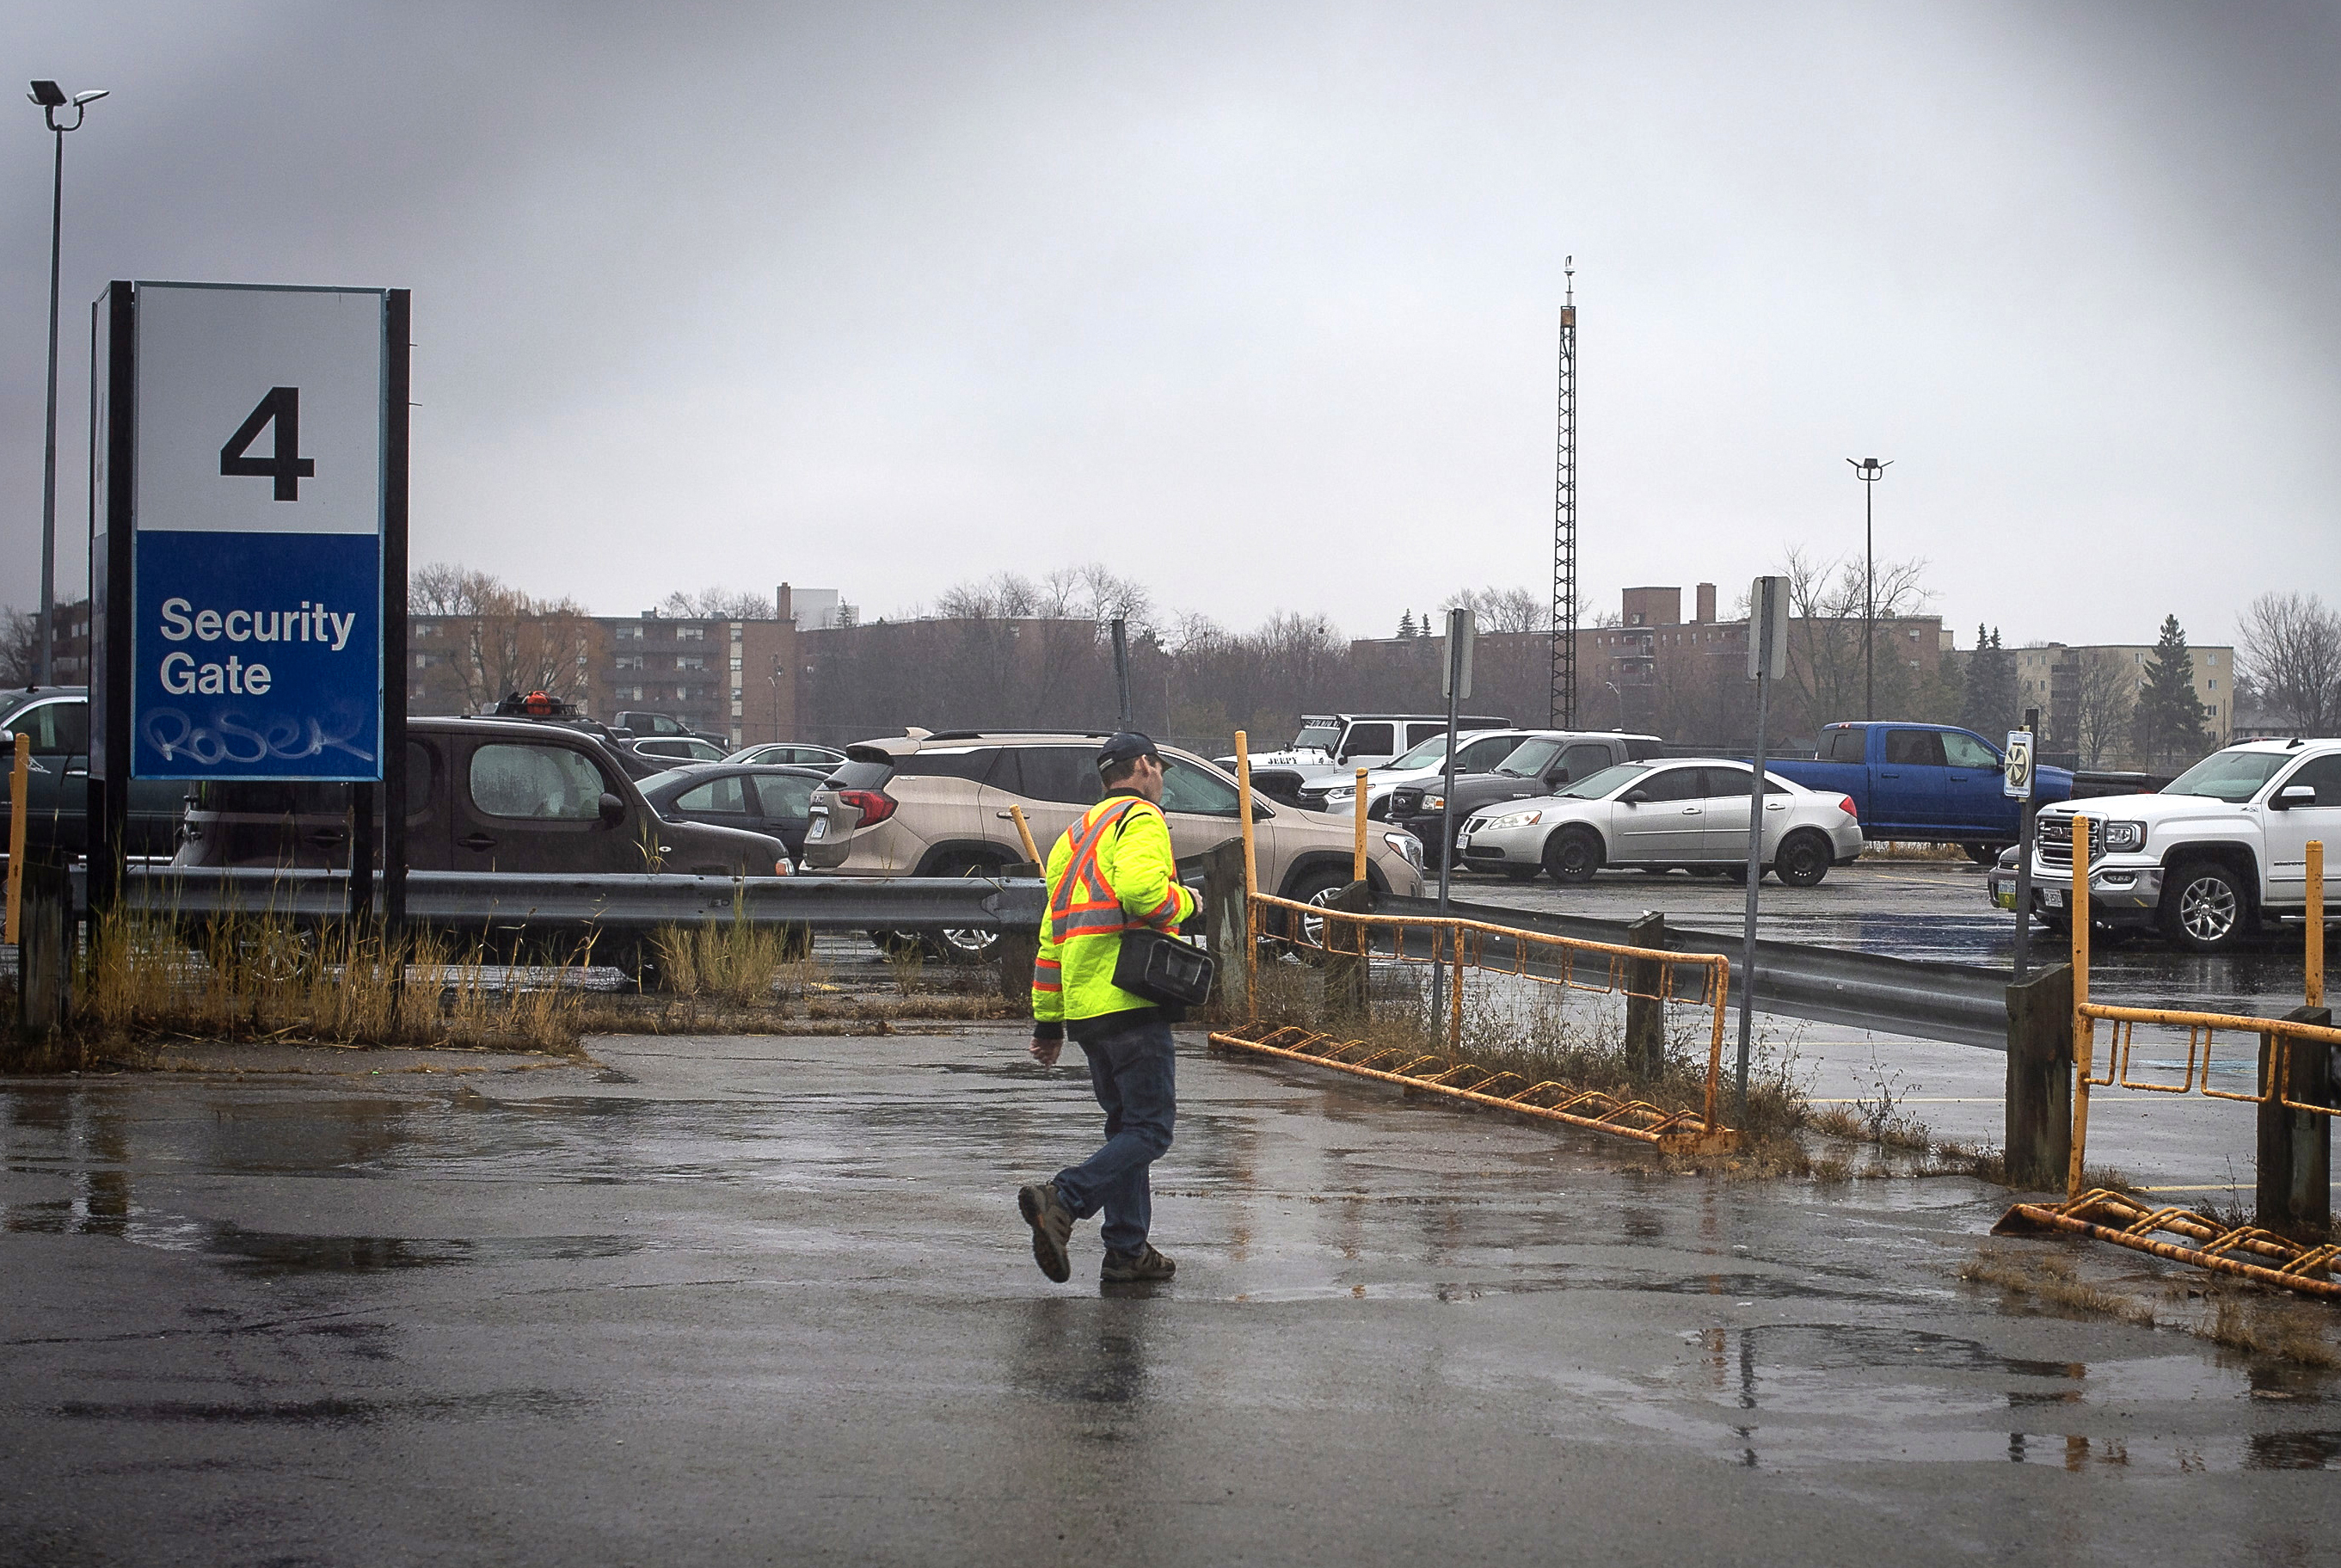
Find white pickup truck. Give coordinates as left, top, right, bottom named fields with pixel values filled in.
left=2026, top=737, right=2341, bottom=952
left=1216, top=711, right=1508, bottom=803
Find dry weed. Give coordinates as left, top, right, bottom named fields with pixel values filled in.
left=1958, top=1247, right=2158, bottom=1326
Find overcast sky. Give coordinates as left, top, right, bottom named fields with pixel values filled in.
left=6, top=2, right=2337, bottom=649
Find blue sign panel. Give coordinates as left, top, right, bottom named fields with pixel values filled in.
left=132, top=530, right=379, bottom=778
left=128, top=282, right=387, bottom=783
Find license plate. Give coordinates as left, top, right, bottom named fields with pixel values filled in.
left=1993, top=889, right=2016, bottom=911
left=808, top=817, right=827, bottom=840
left=2043, top=888, right=2062, bottom=908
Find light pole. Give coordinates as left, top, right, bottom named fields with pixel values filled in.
left=1846, top=456, right=1889, bottom=721
left=28, top=80, right=107, bottom=686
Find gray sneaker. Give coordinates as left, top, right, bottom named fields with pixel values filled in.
left=1017, top=1183, right=1073, bottom=1282
left=1101, top=1245, right=1175, bottom=1283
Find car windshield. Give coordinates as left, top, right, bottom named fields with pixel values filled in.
left=2165, top=749, right=2290, bottom=803
left=1557, top=762, right=1650, bottom=800
left=1387, top=734, right=1450, bottom=770
left=1497, top=739, right=1561, bottom=777
left=1289, top=723, right=1342, bottom=753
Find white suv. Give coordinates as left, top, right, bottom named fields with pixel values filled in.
left=2028, top=738, right=2341, bottom=952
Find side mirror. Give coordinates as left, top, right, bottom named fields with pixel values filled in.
left=598, top=792, right=627, bottom=827
left=2272, top=784, right=2315, bottom=811
left=1620, top=790, right=1650, bottom=806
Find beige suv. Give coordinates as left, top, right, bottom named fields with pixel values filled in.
left=804, top=731, right=1427, bottom=944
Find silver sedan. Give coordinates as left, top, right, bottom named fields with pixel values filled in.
left=1453, top=759, right=1865, bottom=886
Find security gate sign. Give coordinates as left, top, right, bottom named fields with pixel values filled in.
left=126, top=283, right=392, bottom=780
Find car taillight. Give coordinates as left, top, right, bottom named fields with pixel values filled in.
left=1837, top=795, right=1859, bottom=819
left=837, top=788, right=895, bottom=826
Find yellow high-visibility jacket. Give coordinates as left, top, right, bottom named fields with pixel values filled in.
left=1031, top=792, right=1198, bottom=1036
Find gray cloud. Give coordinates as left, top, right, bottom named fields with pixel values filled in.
left=5, top=1, right=2335, bottom=655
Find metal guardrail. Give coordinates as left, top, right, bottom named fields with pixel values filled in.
left=1373, top=892, right=2012, bottom=1051
left=78, top=867, right=1047, bottom=935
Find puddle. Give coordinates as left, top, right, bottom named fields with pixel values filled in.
left=52, top=1387, right=591, bottom=1425
left=1, top=1202, right=643, bottom=1275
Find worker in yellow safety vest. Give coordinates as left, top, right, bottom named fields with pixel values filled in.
left=1017, top=731, right=1196, bottom=1286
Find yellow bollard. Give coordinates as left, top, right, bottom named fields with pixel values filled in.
left=1352, top=766, right=1368, bottom=886
left=1006, top=803, right=1041, bottom=866
left=5, top=732, right=26, bottom=947
left=2067, top=813, right=2092, bottom=1199
left=2313, top=842, right=2332, bottom=1015
left=1235, top=731, right=1257, bottom=1021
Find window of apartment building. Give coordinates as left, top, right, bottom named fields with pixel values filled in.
left=614, top=655, right=645, bottom=671
left=728, top=657, right=742, bottom=672
left=728, top=624, right=742, bottom=642
left=676, top=625, right=707, bottom=642
left=677, top=655, right=706, bottom=671
left=615, top=624, right=644, bottom=642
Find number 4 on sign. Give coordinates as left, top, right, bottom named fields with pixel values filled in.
left=219, top=386, right=316, bottom=501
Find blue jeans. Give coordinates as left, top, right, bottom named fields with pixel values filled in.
left=1054, top=1013, right=1177, bottom=1257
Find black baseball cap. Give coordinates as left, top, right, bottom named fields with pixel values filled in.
left=1095, top=731, right=1162, bottom=774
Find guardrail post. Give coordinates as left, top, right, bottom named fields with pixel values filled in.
left=995, top=860, right=1041, bottom=1011
left=15, top=855, right=71, bottom=1048
left=1324, top=881, right=1373, bottom=1020
left=2257, top=1005, right=2332, bottom=1242
left=1201, top=838, right=1248, bottom=1018
left=2003, top=962, right=2074, bottom=1190
left=1625, top=911, right=1666, bottom=1079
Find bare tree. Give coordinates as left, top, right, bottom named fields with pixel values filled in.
left=1441, top=585, right=1550, bottom=634
left=661, top=586, right=773, bottom=620
left=1777, top=546, right=1935, bottom=733
left=409, top=563, right=599, bottom=712
left=2238, top=591, right=2341, bottom=733
left=2069, top=649, right=2135, bottom=768
left=0, top=607, right=41, bottom=686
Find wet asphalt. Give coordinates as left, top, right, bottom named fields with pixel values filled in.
left=3, top=1015, right=2337, bottom=1566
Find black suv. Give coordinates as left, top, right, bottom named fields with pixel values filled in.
left=175, top=716, right=789, bottom=876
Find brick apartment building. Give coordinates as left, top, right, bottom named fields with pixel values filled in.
left=408, top=583, right=844, bottom=747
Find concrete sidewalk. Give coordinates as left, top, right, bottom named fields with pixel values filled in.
left=1, top=1024, right=2334, bottom=1565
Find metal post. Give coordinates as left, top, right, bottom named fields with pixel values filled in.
left=380, top=289, right=412, bottom=946
left=2308, top=839, right=2325, bottom=1011
left=1863, top=477, right=1872, bottom=722
left=2003, top=962, right=2074, bottom=1190
left=2256, top=1005, right=2332, bottom=1241
left=5, top=733, right=26, bottom=944
left=1736, top=663, right=1767, bottom=1112
left=2066, top=813, right=2092, bottom=1199
left=1234, top=730, right=1257, bottom=1021
left=1110, top=617, right=1132, bottom=730
left=1351, top=766, right=1368, bottom=885
left=2012, top=706, right=2039, bottom=981
left=38, top=127, right=63, bottom=684
left=1625, top=911, right=1665, bottom=1079
left=1430, top=613, right=1464, bottom=1030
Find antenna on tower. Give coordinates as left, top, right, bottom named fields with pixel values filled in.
left=1550, top=256, right=1578, bottom=728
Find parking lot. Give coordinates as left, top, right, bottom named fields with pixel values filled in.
left=3, top=1020, right=2336, bottom=1567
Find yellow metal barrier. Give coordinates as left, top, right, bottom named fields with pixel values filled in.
left=1210, top=883, right=1736, bottom=1152
left=1994, top=1189, right=2340, bottom=1300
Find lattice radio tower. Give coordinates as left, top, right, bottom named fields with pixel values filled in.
left=1549, top=258, right=1578, bottom=727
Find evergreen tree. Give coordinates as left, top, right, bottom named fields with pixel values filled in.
left=1398, top=609, right=1417, bottom=638
left=1959, top=624, right=2018, bottom=735
left=2133, top=613, right=2209, bottom=769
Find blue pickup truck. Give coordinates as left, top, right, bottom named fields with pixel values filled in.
left=1767, top=722, right=2076, bottom=860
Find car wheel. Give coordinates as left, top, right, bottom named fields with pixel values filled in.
left=1773, top=831, right=1831, bottom=889
left=927, top=856, right=1011, bottom=964
left=1278, top=867, right=1356, bottom=956
left=1501, top=866, right=1539, bottom=883
left=1541, top=828, right=1601, bottom=884
left=2161, top=861, right=2250, bottom=953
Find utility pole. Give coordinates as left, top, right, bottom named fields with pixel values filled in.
left=29, top=81, right=108, bottom=684
left=1550, top=258, right=1578, bottom=729
left=1846, top=456, right=1889, bottom=721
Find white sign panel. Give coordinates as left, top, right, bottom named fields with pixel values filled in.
left=2004, top=731, right=2035, bottom=800
left=1748, top=575, right=1790, bottom=681
left=129, top=282, right=388, bottom=780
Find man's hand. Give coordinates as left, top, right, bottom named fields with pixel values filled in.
left=1028, top=1035, right=1062, bottom=1067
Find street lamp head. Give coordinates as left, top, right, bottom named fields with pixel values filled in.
left=29, top=81, right=105, bottom=129
left=28, top=80, right=65, bottom=108
left=1846, top=456, right=1890, bottom=482
left=71, top=89, right=108, bottom=106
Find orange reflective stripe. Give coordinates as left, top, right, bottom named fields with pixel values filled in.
left=1048, top=798, right=1145, bottom=942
